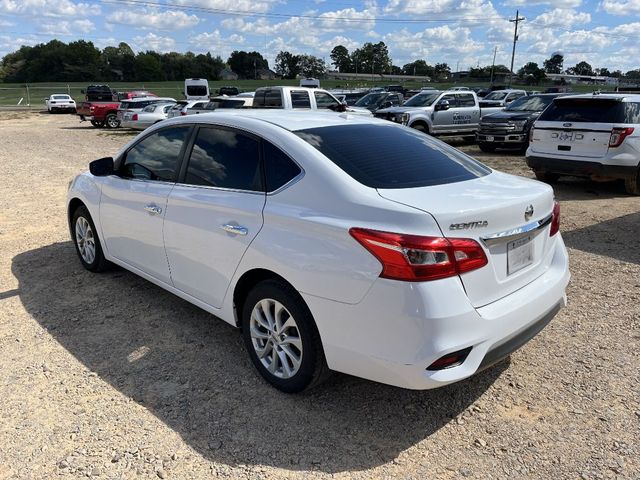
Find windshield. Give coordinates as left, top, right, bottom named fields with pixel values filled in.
left=484, top=91, right=508, bottom=101
left=538, top=99, right=640, bottom=123
left=505, top=95, right=555, bottom=112
left=53, top=95, right=70, bottom=100
left=355, top=93, right=386, bottom=107
left=403, top=92, right=440, bottom=107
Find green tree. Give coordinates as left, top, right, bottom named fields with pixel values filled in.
left=134, top=52, right=162, bottom=81
left=298, top=55, right=326, bottom=78
left=274, top=51, right=301, bottom=79
left=330, top=45, right=351, bottom=73
left=517, top=62, right=546, bottom=85
left=543, top=53, right=564, bottom=74
left=567, top=61, right=593, bottom=76
left=402, top=60, right=433, bottom=77
left=351, top=42, right=391, bottom=74
left=227, top=50, right=268, bottom=79
left=433, top=62, right=451, bottom=80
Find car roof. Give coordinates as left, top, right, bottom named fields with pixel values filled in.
left=555, top=93, right=640, bottom=101
left=159, top=110, right=391, bottom=132
left=124, top=96, right=175, bottom=102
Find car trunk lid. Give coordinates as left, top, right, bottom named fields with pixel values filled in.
left=377, top=171, right=556, bottom=308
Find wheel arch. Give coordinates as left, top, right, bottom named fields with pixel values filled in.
left=410, top=119, right=430, bottom=133
left=67, top=197, right=87, bottom=231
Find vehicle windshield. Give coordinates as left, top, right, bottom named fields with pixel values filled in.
left=505, top=95, right=555, bottom=112
left=484, top=91, right=508, bottom=101
left=186, top=85, right=208, bottom=96
left=355, top=93, right=386, bottom=107
left=295, top=124, right=490, bottom=189
left=53, top=95, right=70, bottom=100
left=403, top=92, right=441, bottom=107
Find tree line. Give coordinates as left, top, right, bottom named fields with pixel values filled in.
left=2, top=39, right=640, bottom=84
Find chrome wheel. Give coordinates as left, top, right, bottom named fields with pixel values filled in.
left=75, top=216, right=96, bottom=264
left=250, top=299, right=303, bottom=379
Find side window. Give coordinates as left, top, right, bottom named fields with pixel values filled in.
left=291, top=90, right=311, bottom=108
left=441, top=94, right=457, bottom=107
left=184, top=127, right=262, bottom=191
left=314, top=92, right=340, bottom=109
left=121, top=126, right=190, bottom=182
left=457, top=94, right=476, bottom=107
left=390, top=95, right=401, bottom=105
left=263, top=142, right=302, bottom=192
left=255, top=90, right=283, bottom=108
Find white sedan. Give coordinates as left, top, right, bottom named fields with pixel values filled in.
left=66, top=111, right=570, bottom=393
left=119, top=102, right=175, bottom=130
left=46, top=94, right=76, bottom=113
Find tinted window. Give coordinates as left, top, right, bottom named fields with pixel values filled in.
left=440, top=94, right=457, bottom=107
left=539, top=99, right=629, bottom=123
left=186, top=85, right=208, bottom=96
left=457, top=94, right=475, bottom=107
left=254, top=89, right=282, bottom=108
left=185, top=127, right=262, bottom=191
left=291, top=90, right=311, bottom=108
left=53, top=95, right=69, bottom=100
left=295, top=124, right=490, bottom=189
left=264, top=142, right=301, bottom=192
left=404, top=92, right=440, bottom=107
left=122, top=127, right=190, bottom=182
left=314, top=92, right=339, bottom=109
left=506, top=95, right=556, bottom=111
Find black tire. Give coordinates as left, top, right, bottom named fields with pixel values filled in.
left=478, top=142, right=497, bottom=153
left=105, top=113, right=119, bottom=129
left=624, top=167, right=640, bottom=195
left=71, top=205, right=111, bottom=272
left=241, top=279, right=330, bottom=393
left=412, top=123, right=429, bottom=134
left=90, top=120, right=104, bottom=128
left=533, top=170, right=560, bottom=183
left=463, top=135, right=476, bottom=143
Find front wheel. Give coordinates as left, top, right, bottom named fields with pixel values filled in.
left=412, top=123, right=429, bottom=135
left=105, top=113, right=119, bottom=129
left=624, top=167, right=640, bottom=195
left=242, top=279, right=330, bottom=393
left=71, top=206, right=110, bottom=272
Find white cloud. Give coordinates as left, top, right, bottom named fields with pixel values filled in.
left=532, top=8, right=591, bottom=28
left=40, top=19, right=95, bottom=35
left=189, top=29, right=245, bottom=59
left=599, top=0, right=640, bottom=15
left=131, top=33, right=176, bottom=53
left=504, top=0, right=582, bottom=6
left=0, top=0, right=99, bottom=17
left=107, top=9, right=199, bottom=30
left=172, top=0, right=281, bottom=13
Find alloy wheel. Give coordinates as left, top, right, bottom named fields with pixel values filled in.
left=75, top=216, right=96, bottom=264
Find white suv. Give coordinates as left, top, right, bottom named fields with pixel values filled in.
left=527, top=93, right=640, bottom=194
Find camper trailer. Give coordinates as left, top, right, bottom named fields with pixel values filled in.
left=299, top=78, right=320, bottom=88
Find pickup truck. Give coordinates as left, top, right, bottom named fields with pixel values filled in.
left=374, top=90, right=480, bottom=137
left=76, top=101, right=121, bottom=128
left=253, top=86, right=371, bottom=116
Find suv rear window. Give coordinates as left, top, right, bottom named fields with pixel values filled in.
left=295, top=124, right=490, bottom=189
left=539, top=98, right=640, bottom=123
left=253, top=89, right=283, bottom=108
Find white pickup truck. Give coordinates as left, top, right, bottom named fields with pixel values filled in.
left=374, top=90, right=480, bottom=137
left=252, top=86, right=371, bottom=116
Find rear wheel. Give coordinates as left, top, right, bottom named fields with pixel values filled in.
left=71, top=206, right=110, bottom=272
left=105, top=113, right=119, bottom=129
left=624, top=167, right=640, bottom=195
left=90, top=120, right=104, bottom=128
left=534, top=170, right=560, bottom=183
left=241, top=279, right=330, bottom=393
left=478, top=142, right=496, bottom=153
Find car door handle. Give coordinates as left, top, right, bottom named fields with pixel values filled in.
left=221, top=224, right=248, bottom=236
left=144, top=204, right=162, bottom=215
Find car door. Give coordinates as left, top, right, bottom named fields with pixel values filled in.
left=454, top=93, right=480, bottom=133
left=163, top=126, right=266, bottom=308
left=99, top=125, right=192, bottom=284
left=432, top=94, right=457, bottom=133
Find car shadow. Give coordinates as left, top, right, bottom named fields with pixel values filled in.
left=12, top=242, right=507, bottom=473
left=563, top=211, right=640, bottom=265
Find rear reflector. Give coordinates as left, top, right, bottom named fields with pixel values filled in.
left=609, top=127, right=634, bottom=148
left=349, top=228, right=488, bottom=281
left=427, top=347, right=472, bottom=370
left=550, top=201, right=560, bottom=236
left=132, top=113, right=138, bottom=121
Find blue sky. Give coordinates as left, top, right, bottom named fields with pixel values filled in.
left=1, top=0, right=639, bottom=72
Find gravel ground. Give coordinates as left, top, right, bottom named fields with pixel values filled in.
left=0, top=112, right=638, bottom=480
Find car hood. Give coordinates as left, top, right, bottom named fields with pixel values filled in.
left=348, top=106, right=374, bottom=114
left=480, top=100, right=503, bottom=107
left=375, top=106, right=425, bottom=114
left=482, top=111, right=540, bottom=122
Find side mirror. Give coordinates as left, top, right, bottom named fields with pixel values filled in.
left=89, top=157, right=114, bottom=176
left=435, top=100, right=450, bottom=111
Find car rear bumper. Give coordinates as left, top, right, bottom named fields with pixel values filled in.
left=303, top=234, right=570, bottom=390
left=527, top=155, right=638, bottom=179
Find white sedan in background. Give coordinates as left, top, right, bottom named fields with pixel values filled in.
left=119, top=102, right=175, bottom=130
left=46, top=94, right=76, bottom=113
left=67, top=111, right=569, bottom=393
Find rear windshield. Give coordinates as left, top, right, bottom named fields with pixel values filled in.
left=186, top=85, right=208, bottom=96
left=295, top=124, right=490, bottom=189
left=53, top=95, right=70, bottom=100
left=539, top=99, right=640, bottom=123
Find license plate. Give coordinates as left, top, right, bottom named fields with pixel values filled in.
left=558, top=131, right=574, bottom=142
left=507, top=236, right=533, bottom=275
left=485, top=136, right=494, bottom=142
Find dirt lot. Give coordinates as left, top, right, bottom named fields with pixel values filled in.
left=0, top=112, right=638, bottom=479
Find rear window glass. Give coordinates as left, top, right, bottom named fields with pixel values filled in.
left=254, top=90, right=283, bottom=108
left=539, top=99, right=640, bottom=123
left=291, top=90, right=311, bottom=108
left=295, top=124, right=490, bottom=189
left=53, top=95, right=70, bottom=100
left=186, top=85, right=208, bottom=96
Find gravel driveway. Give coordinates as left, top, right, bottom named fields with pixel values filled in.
left=0, top=112, right=638, bottom=479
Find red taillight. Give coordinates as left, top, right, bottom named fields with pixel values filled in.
left=550, top=201, right=560, bottom=236
left=89, top=106, right=95, bottom=112
left=609, top=127, right=634, bottom=148
left=349, top=228, right=488, bottom=282
left=180, top=111, right=187, bottom=116
left=132, top=113, right=138, bottom=121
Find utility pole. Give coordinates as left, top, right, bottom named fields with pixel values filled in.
left=490, top=46, right=498, bottom=86
left=509, top=10, right=525, bottom=87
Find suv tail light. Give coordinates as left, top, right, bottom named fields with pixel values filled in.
left=550, top=201, right=560, bottom=236
left=89, top=105, right=95, bottom=112
left=132, top=113, right=138, bottom=121
left=529, top=127, right=535, bottom=143
left=609, top=127, right=634, bottom=148
left=349, top=228, right=488, bottom=282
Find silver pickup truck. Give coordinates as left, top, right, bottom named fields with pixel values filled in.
left=374, top=90, right=480, bottom=137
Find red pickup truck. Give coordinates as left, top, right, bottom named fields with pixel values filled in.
left=76, top=101, right=121, bottom=128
